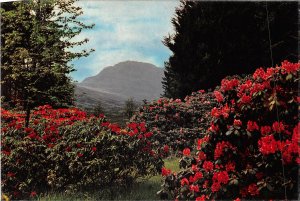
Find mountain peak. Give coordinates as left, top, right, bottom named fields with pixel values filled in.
left=78, top=60, right=164, bottom=102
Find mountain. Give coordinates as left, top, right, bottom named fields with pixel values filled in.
left=74, top=61, right=164, bottom=111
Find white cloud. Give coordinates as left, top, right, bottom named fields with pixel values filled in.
left=71, top=0, right=180, bottom=82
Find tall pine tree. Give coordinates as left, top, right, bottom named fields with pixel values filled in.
left=1, top=0, right=94, bottom=126
left=163, top=1, right=298, bottom=99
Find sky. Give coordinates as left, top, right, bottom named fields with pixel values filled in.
left=70, top=0, right=180, bottom=82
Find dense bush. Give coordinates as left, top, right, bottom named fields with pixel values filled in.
left=159, top=61, right=299, bottom=200
left=131, top=91, right=217, bottom=156
left=1, top=106, right=162, bottom=199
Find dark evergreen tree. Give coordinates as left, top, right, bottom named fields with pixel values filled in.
left=163, top=1, right=298, bottom=99
left=1, top=0, right=94, bottom=126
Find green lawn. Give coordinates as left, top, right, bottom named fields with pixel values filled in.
left=39, top=157, right=180, bottom=201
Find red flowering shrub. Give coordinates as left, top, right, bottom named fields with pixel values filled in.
left=1, top=106, right=162, bottom=199
left=159, top=61, right=299, bottom=200
left=131, top=91, right=217, bottom=156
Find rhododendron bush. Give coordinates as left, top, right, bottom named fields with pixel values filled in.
left=159, top=61, right=299, bottom=200
left=131, top=92, right=217, bottom=156
left=1, top=106, right=162, bottom=199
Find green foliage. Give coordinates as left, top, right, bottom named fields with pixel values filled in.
left=123, top=98, right=138, bottom=119
left=131, top=91, right=217, bottom=156
left=91, top=102, right=105, bottom=117
left=163, top=1, right=298, bottom=99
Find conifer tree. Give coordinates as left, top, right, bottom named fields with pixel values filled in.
left=1, top=0, right=94, bottom=126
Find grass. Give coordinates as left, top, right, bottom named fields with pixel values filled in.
left=38, top=157, right=180, bottom=201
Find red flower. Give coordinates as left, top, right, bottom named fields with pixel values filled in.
left=225, top=161, right=235, bottom=172
left=101, top=122, right=110, bottom=127
left=240, top=94, right=251, bottom=104
left=248, top=183, right=259, bottom=196
left=183, top=148, right=190, bottom=156
left=255, top=172, right=264, bottom=180
left=211, top=181, right=221, bottom=192
left=208, top=122, right=219, bottom=133
left=214, top=91, right=224, bottom=103
left=91, top=147, right=97, bottom=152
left=189, top=184, right=199, bottom=192
left=16, top=123, right=22, bottom=130
left=281, top=60, right=299, bottom=74
left=194, top=172, right=203, bottom=181
left=2, top=150, right=11, bottom=156
left=211, top=107, right=220, bottom=118
left=253, top=68, right=267, bottom=80
left=197, top=136, right=209, bottom=150
left=192, top=164, right=198, bottom=172
left=196, top=195, right=206, bottom=201
left=203, top=161, right=214, bottom=172
left=258, top=135, right=277, bottom=155
left=247, top=121, right=259, bottom=132
left=233, top=119, right=242, bottom=127
left=233, top=198, right=241, bottom=201
left=30, top=191, right=37, bottom=197
left=144, top=132, right=153, bottom=138
left=7, top=172, right=16, bottom=177
left=27, top=132, right=37, bottom=139
left=221, top=78, right=239, bottom=91
left=212, top=171, right=229, bottom=184
left=198, top=151, right=206, bottom=161
left=77, top=153, right=83, bottom=157
left=214, top=141, right=233, bottom=160
left=180, top=178, right=189, bottom=186
left=161, top=167, right=171, bottom=176
left=25, top=127, right=34, bottom=133
left=65, top=146, right=72, bottom=152
left=272, top=121, right=285, bottom=133
left=163, top=145, right=169, bottom=153
left=261, top=126, right=272, bottom=136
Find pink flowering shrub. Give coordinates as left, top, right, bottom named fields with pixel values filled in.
left=131, top=91, right=217, bottom=156
left=159, top=61, right=299, bottom=200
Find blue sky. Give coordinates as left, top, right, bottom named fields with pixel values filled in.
left=70, top=0, right=180, bottom=82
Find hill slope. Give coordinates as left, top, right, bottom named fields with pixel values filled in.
left=75, top=61, right=164, bottom=111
